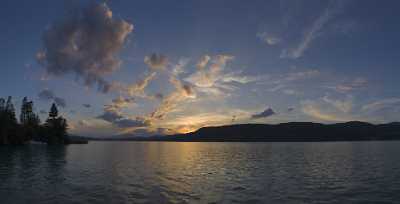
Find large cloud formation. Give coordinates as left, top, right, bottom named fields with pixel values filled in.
left=37, top=3, right=133, bottom=93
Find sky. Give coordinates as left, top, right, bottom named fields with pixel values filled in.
left=1, top=0, right=400, bottom=137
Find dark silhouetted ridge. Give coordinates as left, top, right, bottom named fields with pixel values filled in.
left=101, top=121, right=400, bottom=142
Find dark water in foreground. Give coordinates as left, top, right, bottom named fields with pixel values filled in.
left=1, top=142, right=400, bottom=204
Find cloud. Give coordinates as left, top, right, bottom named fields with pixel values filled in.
left=113, top=118, right=149, bottom=128
left=38, top=89, right=67, bottom=108
left=301, top=100, right=355, bottom=122
left=151, top=71, right=196, bottom=120
left=54, top=97, right=67, bottom=108
left=251, top=108, right=276, bottom=119
left=322, top=95, right=353, bottom=113
left=185, top=55, right=234, bottom=88
left=362, top=98, right=400, bottom=113
left=37, top=2, right=133, bottom=93
left=38, top=89, right=55, bottom=100
left=280, top=2, right=341, bottom=59
left=96, top=95, right=151, bottom=129
left=97, top=106, right=149, bottom=128
left=328, top=77, right=367, bottom=93
left=109, top=96, right=136, bottom=110
left=123, top=127, right=173, bottom=137
left=147, top=55, right=259, bottom=122
left=172, top=58, right=190, bottom=76
left=265, top=69, right=319, bottom=94
left=257, top=32, right=281, bottom=45
left=196, top=55, right=211, bottom=70
left=185, top=55, right=259, bottom=98
left=125, top=72, right=157, bottom=97
left=285, top=69, right=320, bottom=81
left=83, top=104, right=91, bottom=108
left=220, top=71, right=261, bottom=84
left=102, top=96, right=136, bottom=115
left=97, top=109, right=122, bottom=122
left=78, top=119, right=91, bottom=126
left=144, top=53, right=169, bottom=71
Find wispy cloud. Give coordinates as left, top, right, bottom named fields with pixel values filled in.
left=327, top=77, right=368, bottom=93
left=264, top=69, right=320, bottom=94
left=185, top=55, right=234, bottom=88
left=185, top=55, right=260, bottom=98
left=301, top=100, right=355, bottom=122
left=322, top=95, right=353, bottom=113
left=362, top=98, right=400, bottom=113
left=281, top=7, right=333, bottom=59
left=257, top=32, right=281, bottom=45
left=125, top=72, right=157, bottom=97
left=279, top=1, right=347, bottom=59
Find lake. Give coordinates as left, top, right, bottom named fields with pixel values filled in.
left=1, top=141, right=400, bottom=203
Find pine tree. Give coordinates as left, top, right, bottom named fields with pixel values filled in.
left=49, top=103, right=58, bottom=119
left=5, top=96, right=17, bottom=123
left=0, top=98, right=5, bottom=111
left=3, top=96, right=18, bottom=144
left=45, top=103, right=68, bottom=144
left=20, top=97, right=41, bottom=142
left=20, top=97, right=28, bottom=125
left=0, top=98, right=5, bottom=144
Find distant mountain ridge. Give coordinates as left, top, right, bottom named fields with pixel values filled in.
left=91, top=121, right=400, bottom=142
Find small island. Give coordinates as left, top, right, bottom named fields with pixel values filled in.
left=0, top=96, right=87, bottom=145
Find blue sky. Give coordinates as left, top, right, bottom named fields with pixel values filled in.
left=1, top=0, right=400, bottom=137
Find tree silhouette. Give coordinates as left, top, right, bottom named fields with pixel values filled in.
left=0, top=97, right=69, bottom=145
left=44, top=103, right=68, bottom=144
left=49, top=103, right=58, bottom=119
left=20, top=97, right=40, bottom=142
left=5, top=96, right=17, bottom=124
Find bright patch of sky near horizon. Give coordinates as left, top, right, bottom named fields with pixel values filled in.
left=1, top=0, right=400, bottom=137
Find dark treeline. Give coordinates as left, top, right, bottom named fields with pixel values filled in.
left=0, top=96, right=69, bottom=145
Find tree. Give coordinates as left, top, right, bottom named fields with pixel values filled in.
left=20, top=97, right=28, bottom=125
left=20, top=97, right=40, bottom=142
left=49, top=103, right=58, bottom=119
left=0, top=98, right=5, bottom=111
left=0, top=98, right=6, bottom=144
left=1, top=96, right=19, bottom=144
left=44, top=103, right=68, bottom=144
left=0, top=97, right=69, bottom=145
left=5, top=96, right=17, bottom=124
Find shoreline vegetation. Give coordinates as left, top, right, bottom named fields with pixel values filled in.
left=0, top=96, right=87, bottom=145
left=89, top=121, right=400, bottom=142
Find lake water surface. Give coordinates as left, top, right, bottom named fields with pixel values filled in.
left=1, top=141, right=400, bottom=203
